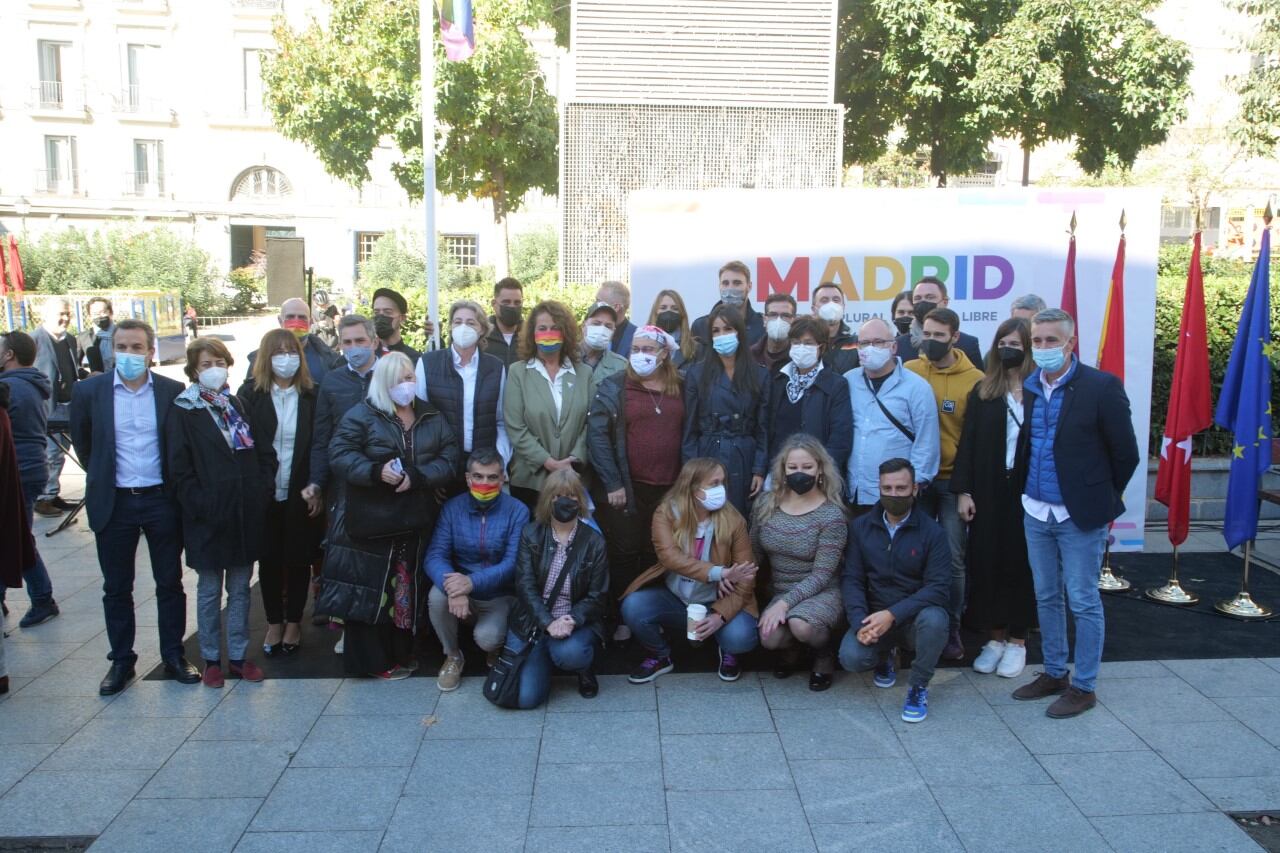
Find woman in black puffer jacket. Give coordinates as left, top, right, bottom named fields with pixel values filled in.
left=317, top=352, right=460, bottom=679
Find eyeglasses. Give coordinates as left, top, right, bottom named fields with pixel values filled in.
left=764, top=311, right=795, bottom=321
left=857, top=339, right=894, bottom=349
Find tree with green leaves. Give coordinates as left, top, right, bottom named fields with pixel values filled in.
left=837, top=0, right=1192, bottom=186
left=264, top=0, right=558, bottom=243
left=1233, top=0, right=1280, bottom=158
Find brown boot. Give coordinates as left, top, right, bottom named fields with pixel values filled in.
left=1046, top=686, right=1097, bottom=718
left=1011, top=671, right=1070, bottom=701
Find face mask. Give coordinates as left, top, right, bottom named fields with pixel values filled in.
left=893, top=316, right=914, bottom=336
left=655, top=310, right=681, bottom=333
left=699, top=484, right=727, bottom=512
left=1032, top=345, right=1066, bottom=373
left=765, top=317, right=790, bottom=342
left=790, top=343, right=820, bottom=370
left=912, top=301, right=936, bottom=324
left=785, top=471, right=817, bottom=495
left=451, top=324, right=479, bottom=349
left=498, top=305, right=522, bottom=327
left=998, top=346, right=1025, bottom=368
left=881, top=493, right=914, bottom=516
left=115, top=353, right=147, bottom=382
left=95, top=316, right=112, bottom=331
left=920, top=339, right=951, bottom=363
left=282, top=318, right=309, bottom=340
left=469, top=481, right=500, bottom=504
left=373, top=315, right=395, bottom=341
left=271, top=353, right=301, bottom=379
left=712, top=333, right=739, bottom=356
left=859, top=345, right=893, bottom=372
left=534, top=329, right=563, bottom=355
left=584, top=325, right=613, bottom=351
left=817, top=302, right=844, bottom=323
left=198, top=366, right=228, bottom=392
left=630, top=352, right=659, bottom=377
left=389, top=381, right=416, bottom=407
left=719, top=288, right=746, bottom=307
left=552, top=495, right=579, bottom=523
left=345, top=346, right=374, bottom=371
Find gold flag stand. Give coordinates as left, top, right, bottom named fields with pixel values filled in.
left=1097, top=537, right=1131, bottom=592
left=1145, top=546, right=1199, bottom=605
left=1216, top=541, right=1273, bottom=619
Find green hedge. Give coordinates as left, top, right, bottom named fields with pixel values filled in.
left=1151, top=244, right=1279, bottom=457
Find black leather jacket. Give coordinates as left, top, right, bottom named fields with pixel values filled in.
left=508, top=520, right=610, bottom=638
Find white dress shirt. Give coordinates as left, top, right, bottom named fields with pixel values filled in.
left=113, top=371, right=163, bottom=487
left=414, top=346, right=512, bottom=466
left=270, top=383, right=299, bottom=502
left=529, top=357, right=575, bottom=420
left=1021, top=367, right=1071, bottom=523
left=1004, top=391, right=1022, bottom=470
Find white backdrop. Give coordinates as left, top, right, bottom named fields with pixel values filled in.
left=629, top=187, right=1159, bottom=551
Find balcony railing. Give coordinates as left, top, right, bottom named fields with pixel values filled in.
left=232, top=0, right=281, bottom=9
left=116, top=85, right=170, bottom=115
left=31, top=81, right=86, bottom=112
left=35, top=169, right=83, bottom=196
left=123, top=171, right=166, bottom=198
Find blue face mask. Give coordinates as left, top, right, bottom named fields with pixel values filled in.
left=345, top=346, right=374, bottom=370
left=1032, top=345, right=1067, bottom=373
left=712, top=333, right=739, bottom=356
left=115, top=353, right=147, bottom=381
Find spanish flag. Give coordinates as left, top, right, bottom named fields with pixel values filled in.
left=1097, top=230, right=1126, bottom=380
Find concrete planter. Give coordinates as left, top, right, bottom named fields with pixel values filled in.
left=1144, top=457, right=1280, bottom=522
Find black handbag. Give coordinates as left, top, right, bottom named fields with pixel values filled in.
left=343, top=461, right=432, bottom=540
left=483, top=556, right=575, bottom=708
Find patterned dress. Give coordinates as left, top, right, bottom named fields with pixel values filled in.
left=752, top=500, right=847, bottom=630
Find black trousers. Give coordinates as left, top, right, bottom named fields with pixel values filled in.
left=259, top=500, right=311, bottom=624
left=95, top=489, right=186, bottom=665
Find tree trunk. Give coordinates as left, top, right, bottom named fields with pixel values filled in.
left=1021, top=143, right=1032, bottom=187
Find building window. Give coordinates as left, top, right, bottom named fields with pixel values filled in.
left=123, top=43, right=160, bottom=112
left=230, top=166, right=292, bottom=201
left=130, top=139, right=164, bottom=196
left=37, top=40, right=70, bottom=107
left=243, top=48, right=271, bottom=116
left=443, top=233, right=479, bottom=267
left=355, top=231, right=384, bottom=268
left=40, top=135, right=79, bottom=194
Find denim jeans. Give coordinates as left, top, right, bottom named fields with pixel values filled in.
left=620, top=586, right=759, bottom=658
left=838, top=604, right=948, bottom=688
left=1023, top=511, right=1107, bottom=693
left=9, top=474, right=54, bottom=605
left=39, top=421, right=67, bottom=501
left=196, top=565, right=253, bottom=663
left=921, top=478, right=967, bottom=627
left=503, top=626, right=597, bottom=710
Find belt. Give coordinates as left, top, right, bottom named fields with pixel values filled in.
left=117, top=485, right=163, bottom=495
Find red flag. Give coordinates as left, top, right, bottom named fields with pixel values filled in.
left=1096, top=234, right=1126, bottom=380
left=1154, top=232, right=1212, bottom=546
left=0, top=239, right=7, bottom=297
left=1060, top=232, right=1081, bottom=354
left=7, top=236, right=25, bottom=295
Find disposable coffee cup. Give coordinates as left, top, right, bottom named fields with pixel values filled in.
left=686, top=603, right=708, bottom=639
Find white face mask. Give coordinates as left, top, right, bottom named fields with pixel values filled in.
left=197, top=366, right=228, bottom=392
left=630, top=352, right=659, bottom=377
left=270, top=353, right=300, bottom=379
left=818, top=301, right=844, bottom=323
left=790, top=343, right=820, bottom=370
left=451, top=323, right=479, bottom=349
left=389, top=380, right=417, bottom=407
left=859, top=345, right=893, bottom=372
left=699, top=484, right=727, bottom=511
left=584, top=325, right=613, bottom=351
left=765, top=317, right=791, bottom=342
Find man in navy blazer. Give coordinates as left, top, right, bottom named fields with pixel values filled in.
left=1011, top=308, right=1139, bottom=719
left=69, top=319, right=202, bottom=695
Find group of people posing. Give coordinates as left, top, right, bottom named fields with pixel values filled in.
left=0, top=264, right=1139, bottom=724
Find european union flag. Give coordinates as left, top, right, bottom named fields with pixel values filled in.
left=1215, top=222, right=1274, bottom=550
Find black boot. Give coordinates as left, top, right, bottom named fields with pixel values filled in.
left=577, top=669, right=599, bottom=699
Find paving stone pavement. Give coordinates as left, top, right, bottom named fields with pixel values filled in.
left=1, top=469, right=1278, bottom=851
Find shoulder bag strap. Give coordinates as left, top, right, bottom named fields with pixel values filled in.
left=864, top=372, right=915, bottom=442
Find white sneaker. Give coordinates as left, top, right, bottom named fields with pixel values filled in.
left=996, top=643, right=1027, bottom=678
left=613, top=624, right=632, bottom=642
left=334, top=632, right=344, bottom=655
left=972, top=640, right=1006, bottom=674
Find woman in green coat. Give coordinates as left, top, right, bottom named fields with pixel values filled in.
left=504, top=300, right=594, bottom=508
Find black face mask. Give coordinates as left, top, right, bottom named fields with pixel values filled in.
left=892, top=316, right=913, bottom=336
left=998, top=346, right=1025, bottom=368
left=552, top=496, right=579, bottom=523
left=785, top=471, right=817, bottom=495
left=498, top=305, right=522, bottom=328
left=881, top=494, right=914, bottom=517
left=912, top=301, right=936, bottom=324
left=655, top=310, right=682, bottom=334
left=920, top=339, right=951, bottom=363
left=373, top=315, right=395, bottom=341
left=95, top=316, right=112, bottom=331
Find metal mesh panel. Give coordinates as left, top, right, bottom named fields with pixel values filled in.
left=561, top=101, right=843, bottom=284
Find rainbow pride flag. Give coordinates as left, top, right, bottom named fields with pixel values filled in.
left=439, top=0, right=475, bottom=61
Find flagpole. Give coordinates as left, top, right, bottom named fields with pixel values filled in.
left=1098, top=209, right=1131, bottom=593
left=421, top=0, right=440, bottom=350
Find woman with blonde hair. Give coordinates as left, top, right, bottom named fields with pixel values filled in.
left=620, top=457, right=759, bottom=683
left=237, top=328, right=324, bottom=656
left=647, top=289, right=699, bottom=368
left=753, top=433, right=848, bottom=691
left=502, top=469, right=609, bottom=708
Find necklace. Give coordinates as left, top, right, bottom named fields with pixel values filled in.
left=640, top=382, right=664, bottom=414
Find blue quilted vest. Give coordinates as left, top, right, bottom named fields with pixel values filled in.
left=1024, top=358, right=1078, bottom=505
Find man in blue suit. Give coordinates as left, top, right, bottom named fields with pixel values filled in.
left=69, top=319, right=202, bottom=695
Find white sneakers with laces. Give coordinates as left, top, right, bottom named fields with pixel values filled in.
left=972, top=640, right=1006, bottom=674
left=996, top=643, right=1027, bottom=678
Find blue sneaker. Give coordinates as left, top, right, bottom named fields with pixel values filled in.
left=873, top=653, right=896, bottom=689
left=902, top=685, right=928, bottom=723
